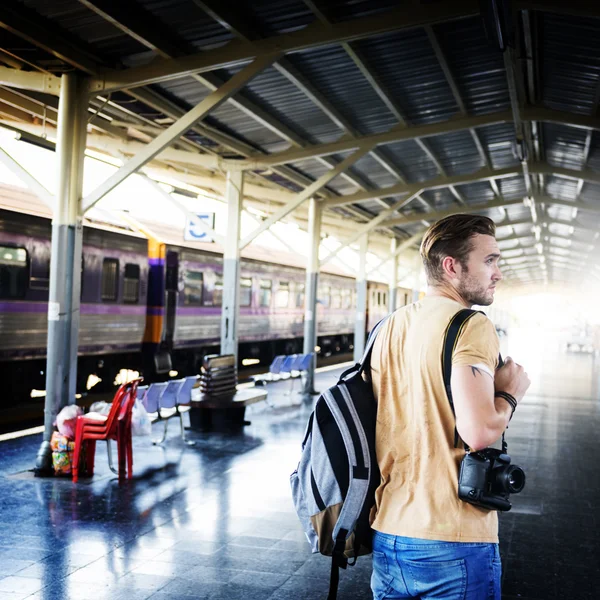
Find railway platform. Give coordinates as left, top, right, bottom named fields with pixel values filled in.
left=0, top=351, right=599, bottom=600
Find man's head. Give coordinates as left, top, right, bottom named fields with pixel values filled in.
left=420, top=214, right=502, bottom=306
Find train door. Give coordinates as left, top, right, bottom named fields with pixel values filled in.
left=154, top=250, right=178, bottom=373
left=164, top=250, right=179, bottom=349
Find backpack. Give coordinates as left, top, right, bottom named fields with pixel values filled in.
left=290, top=308, right=482, bottom=600
left=289, top=316, right=388, bottom=600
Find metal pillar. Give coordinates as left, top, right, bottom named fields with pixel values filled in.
left=220, top=171, right=243, bottom=359
left=353, top=234, right=368, bottom=362
left=302, top=197, right=321, bottom=394
left=35, top=74, right=88, bottom=475
left=389, top=238, right=398, bottom=313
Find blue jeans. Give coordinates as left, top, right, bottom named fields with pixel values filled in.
left=371, top=531, right=501, bottom=600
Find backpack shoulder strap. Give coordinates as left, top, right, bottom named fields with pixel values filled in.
left=359, top=314, right=391, bottom=373
left=442, top=308, right=482, bottom=411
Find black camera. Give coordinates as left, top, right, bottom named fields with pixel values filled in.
left=458, top=448, right=526, bottom=511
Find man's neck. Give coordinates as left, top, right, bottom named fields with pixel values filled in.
left=426, top=284, right=471, bottom=308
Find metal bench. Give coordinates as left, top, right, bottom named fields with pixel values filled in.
left=138, top=376, right=197, bottom=445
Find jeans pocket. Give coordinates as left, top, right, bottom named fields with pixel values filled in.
left=371, top=550, right=395, bottom=600
left=403, top=557, right=467, bottom=600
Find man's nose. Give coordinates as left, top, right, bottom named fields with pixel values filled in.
left=494, top=266, right=503, bottom=281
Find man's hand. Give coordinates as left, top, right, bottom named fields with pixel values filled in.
left=494, top=356, right=530, bottom=403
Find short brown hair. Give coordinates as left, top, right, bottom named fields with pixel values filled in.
left=420, top=214, right=496, bottom=284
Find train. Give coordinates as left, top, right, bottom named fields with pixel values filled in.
left=0, top=186, right=412, bottom=402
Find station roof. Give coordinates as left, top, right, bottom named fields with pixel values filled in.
left=0, top=0, right=599, bottom=287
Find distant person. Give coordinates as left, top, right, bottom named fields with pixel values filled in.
left=369, top=214, right=530, bottom=599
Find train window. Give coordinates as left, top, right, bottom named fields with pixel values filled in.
left=319, top=286, right=330, bottom=308
left=259, top=279, right=272, bottom=307
left=382, top=292, right=387, bottom=307
left=183, top=270, right=203, bottom=306
left=30, top=255, right=50, bottom=290
left=295, top=282, right=305, bottom=308
left=213, top=278, right=223, bottom=307
left=240, top=277, right=252, bottom=307
left=101, top=258, right=119, bottom=301
left=123, top=264, right=140, bottom=304
left=377, top=291, right=382, bottom=306
left=342, top=289, right=352, bottom=309
left=331, top=289, right=342, bottom=309
left=275, top=281, right=290, bottom=308
left=0, top=246, right=28, bottom=299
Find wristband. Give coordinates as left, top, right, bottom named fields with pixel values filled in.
left=495, top=391, right=517, bottom=419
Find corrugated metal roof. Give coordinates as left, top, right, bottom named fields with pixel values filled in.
left=433, top=17, right=510, bottom=116
left=286, top=46, right=398, bottom=135
left=425, top=130, right=484, bottom=175
left=543, top=123, right=589, bottom=171
left=2, top=1, right=600, bottom=286
left=351, top=28, right=459, bottom=125
left=382, top=140, right=440, bottom=183
left=540, top=12, right=600, bottom=116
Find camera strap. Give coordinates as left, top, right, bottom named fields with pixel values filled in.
left=442, top=309, right=505, bottom=450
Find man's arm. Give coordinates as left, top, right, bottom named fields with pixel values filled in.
left=451, top=366, right=512, bottom=450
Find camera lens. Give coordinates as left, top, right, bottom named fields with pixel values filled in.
left=505, top=465, right=526, bottom=493
left=493, top=464, right=526, bottom=494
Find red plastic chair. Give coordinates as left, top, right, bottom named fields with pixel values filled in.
left=72, top=379, right=141, bottom=483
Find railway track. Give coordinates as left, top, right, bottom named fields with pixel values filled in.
left=0, top=352, right=353, bottom=434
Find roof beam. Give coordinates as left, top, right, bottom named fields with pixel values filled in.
left=530, top=163, right=600, bottom=186
left=385, top=198, right=523, bottom=228
left=82, top=54, right=278, bottom=212
left=319, top=190, right=425, bottom=267
left=0, top=145, right=54, bottom=209
left=90, top=1, right=480, bottom=92
left=323, top=165, right=520, bottom=207
left=0, top=66, right=61, bottom=95
left=240, top=147, right=371, bottom=249
left=231, top=111, right=513, bottom=168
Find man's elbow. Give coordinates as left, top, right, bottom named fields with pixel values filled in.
left=456, top=423, right=500, bottom=451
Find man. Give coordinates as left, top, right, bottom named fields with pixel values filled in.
left=369, top=214, right=530, bottom=600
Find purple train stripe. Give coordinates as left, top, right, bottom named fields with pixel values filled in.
left=147, top=306, right=165, bottom=316
left=148, top=257, right=165, bottom=266
left=0, top=301, right=145, bottom=316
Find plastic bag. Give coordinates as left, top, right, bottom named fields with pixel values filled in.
left=89, top=401, right=111, bottom=416
left=55, top=405, right=83, bottom=438
left=131, top=400, right=151, bottom=436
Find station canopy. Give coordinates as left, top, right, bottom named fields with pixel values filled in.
left=0, top=0, right=600, bottom=288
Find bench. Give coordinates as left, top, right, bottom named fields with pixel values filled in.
left=189, top=354, right=267, bottom=430
left=137, top=376, right=197, bottom=445
left=255, top=352, right=314, bottom=393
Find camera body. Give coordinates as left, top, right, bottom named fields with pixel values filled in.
left=458, top=448, right=525, bottom=511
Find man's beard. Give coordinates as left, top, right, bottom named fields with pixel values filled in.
left=456, top=271, right=494, bottom=306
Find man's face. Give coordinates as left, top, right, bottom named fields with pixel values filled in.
left=455, top=234, right=502, bottom=306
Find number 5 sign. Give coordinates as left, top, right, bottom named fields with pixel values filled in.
left=184, top=213, right=215, bottom=242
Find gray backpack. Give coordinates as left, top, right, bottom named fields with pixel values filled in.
left=290, top=317, right=389, bottom=600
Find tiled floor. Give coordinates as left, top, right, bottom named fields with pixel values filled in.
left=0, top=334, right=599, bottom=600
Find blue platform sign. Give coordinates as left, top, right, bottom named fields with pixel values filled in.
left=185, top=213, right=215, bottom=242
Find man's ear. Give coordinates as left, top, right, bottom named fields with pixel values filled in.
left=441, top=256, right=460, bottom=280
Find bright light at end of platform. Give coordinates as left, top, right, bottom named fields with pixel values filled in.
left=242, top=358, right=260, bottom=366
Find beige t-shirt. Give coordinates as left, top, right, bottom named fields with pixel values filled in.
left=370, top=295, right=500, bottom=543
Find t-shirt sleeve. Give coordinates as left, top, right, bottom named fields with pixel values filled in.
left=452, top=313, right=500, bottom=374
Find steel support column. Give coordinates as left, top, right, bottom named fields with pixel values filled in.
left=220, top=171, right=243, bottom=359
left=35, top=73, right=88, bottom=474
left=389, top=238, right=398, bottom=313
left=302, top=197, right=321, bottom=394
left=353, top=234, right=368, bottom=362
left=412, top=254, right=423, bottom=303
